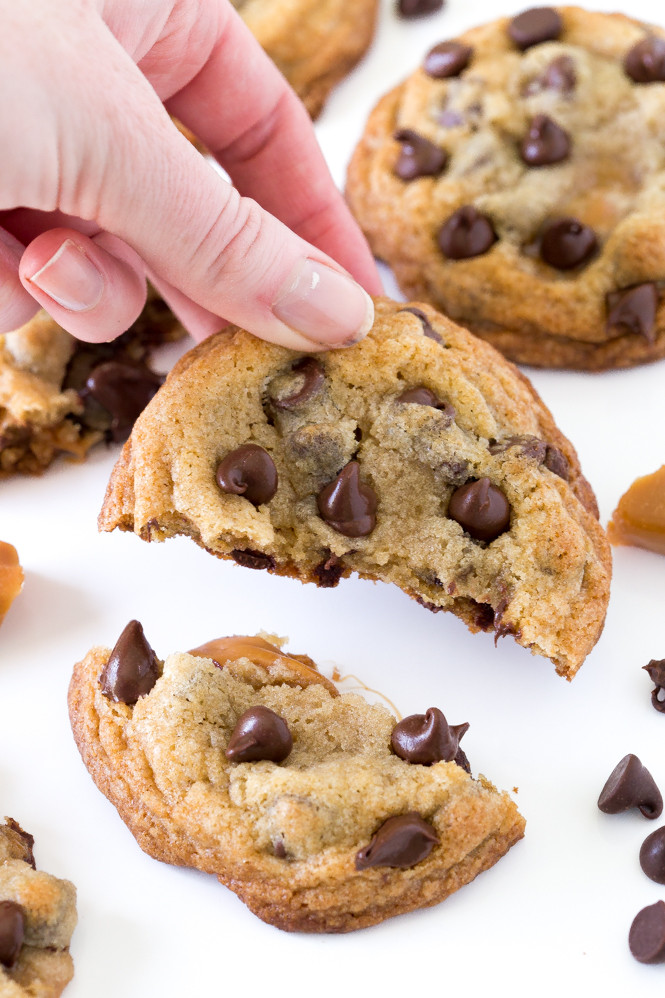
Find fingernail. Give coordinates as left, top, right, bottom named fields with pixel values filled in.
left=27, top=239, right=104, bottom=312
left=272, top=259, right=374, bottom=346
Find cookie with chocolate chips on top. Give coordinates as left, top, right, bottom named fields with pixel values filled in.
left=68, top=625, right=524, bottom=932
left=347, top=7, right=665, bottom=369
left=98, top=297, right=610, bottom=679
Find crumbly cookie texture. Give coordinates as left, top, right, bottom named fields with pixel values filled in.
left=0, top=818, right=77, bottom=997
left=68, top=629, right=525, bottom=932
left=347, top=7, right=665, bottom=370
left=229, top=0, right=378, bottom=118
left=0, top=293, right=183, bottom=476
left=99, top=298, right=610, bottom=679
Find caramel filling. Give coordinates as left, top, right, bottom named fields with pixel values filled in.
left=188, top=635, right=338, bottom=696
left=608, top=466, right=665, bottom=556
left=0, top=541, right=23, bottom=625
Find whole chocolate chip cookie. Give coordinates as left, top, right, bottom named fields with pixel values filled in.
left=346, top=7, right=665, bottom=370
left=0, top=818, right=77, bottom=996
left=98, top=298, right=610, bottom=679
left=229, top=0, right=379, bottom=119
left=68, top=627, right=524, bottom=932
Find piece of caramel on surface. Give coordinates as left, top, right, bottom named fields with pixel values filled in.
left=0, top=541, right=24, bottom=626
left=608, top=466, right=665, bottom=556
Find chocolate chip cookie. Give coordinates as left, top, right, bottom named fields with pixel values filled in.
left=346, top=7, right=665, bottom=369
left=0, top=818, right=77, bottom=996
left=230, top=0, right=379, bottom=118
left=98, top=297, right=610, bottom=679
left=68, top=624, right=525, bottom=932
left=0, top=293, right=183, bottom=476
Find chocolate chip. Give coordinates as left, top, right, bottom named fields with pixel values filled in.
left=520, top=115, right=570, bottom=167
left=448, top=478, right=511, bottom=542
left=100, top=620, right=160, bottom=705
left=225, top=705, right=292, bottom=763
left=544, top=445, right=570, bottom=481
left=272, top=358, right=324, bottom=410
left=216, top=444, right=278, bottom=506
left=230, top=549, right=276, bottom=571
left=423, top=41, right=473, bottom=79
left=471, top=600, right=496, bottom=630
left=398, top=306, right=444, bottom=343
left=644, top=659, right=665, bottom=714
left=540, top=218, right=597, bottom=269
left=629, top=901, right=665, bottom=964
left=85, top=362, right=164, bottom=442
left=523, top=55, right=576, bottom=96
left=313, top=551, right=344, bottom=588
left=625, top=36, right=665, bottom=83
left=606, top=284, right=659, bottom=344
left=437, top=109, right=465, bottom=129
left=438, top=206, right=497, bottom=260
left=393, top=129, right=448, bottom=181
left=640, top=827, right=665, bottom=884
left=489, top=435, right=547, bottom=463
left=391, top=707, right=469, bottom=767
left=355, top=813, right=438, bottom=870
left=397, top=0, right=444, bottom=18
left=0, top=901, right=24, bottom=969
left=273, top=838, right=287, bottom=859
left=508, top=7, right=562, bottom=50
left=397, top=386, right=444, bottom=408
left=598, top=754, right=663, bottom=819
left=317, top=461, right=377, bottom=537
left=4, top=818, right=35, bottom=869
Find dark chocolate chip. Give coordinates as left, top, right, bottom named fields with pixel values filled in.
left=640, top=827, right=665, bottom=884
left=355, top=813, right=438, bottom=870
left=448, top=478, right=511, bottom=542
left=391, top=707, right=469, bottom=767
left=272, top=358, right=324, bottom=410
left=523, top=55, right=576, bottom=96
left=520, top=115, right=570, bottom=166
left=423, top=41, right=473, bottom=79
left=216, top=444, right=278, bottom=506
left=398, top=307, right=444, bottom=343
left=629, top=901, right=665, bottom=964
left=4, top=818, right=35, bottom=869
left=644, top=659, right=665, bottom=714
left=100, top=620, right=161, bottom=705
left=230, top=549, right=276, bottom=571
left=540, top=217, right=597, bottom=269
left=438, top=206, right=497, bottom=260
left=313, top=552, right=344, bottom=588
left=225, top=705, right=292, bottom=763
left=397, top=385, right=443, bottom=408
left=508, top=7, right=562, bottom=50
left=317, top=461, right=377, bottom=537
left=471, top=601, right=496, bottom=631
left=398, top=0, right=444, bottom=19
left=543, top=445, right=570, bottom=481
left=606, top=284, right=659, bottom=344
left=0, top=901, right=24, bottom=969
left=85, top=362, right=164, bottom=442
left=273, top=838, right=287, bottom=859
left=625, top=36, right=665, bottom=84
left=598, top=754, right=663, bottom=819
left=489, top=435, right=548, bottom=464
left=415, top=596, right=444, bottom=614
left=393, top=129, right=448, bottom=181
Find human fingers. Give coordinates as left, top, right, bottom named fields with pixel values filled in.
left=0, top=226, right=40, bottom=333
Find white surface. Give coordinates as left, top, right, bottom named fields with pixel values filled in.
left=3, top=0, right=665, bottom=993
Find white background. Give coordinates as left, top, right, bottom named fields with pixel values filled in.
left=3, top=0, right=665, bottom=994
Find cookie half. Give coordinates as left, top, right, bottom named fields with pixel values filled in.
left=99, top=298, right=610, bottom=678
left=68, top=626, right=525, bottom=932
left=347, top=7, right=665, bottom=369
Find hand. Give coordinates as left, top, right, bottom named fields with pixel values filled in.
left=0, top=0, right=382, bottom=350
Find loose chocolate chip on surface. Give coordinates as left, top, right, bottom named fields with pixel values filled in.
left=391, top=707, right=469, bottom=767
left=508, top=7, right=562, bottom=50
left=640, top=827, right=665, bottom=884
left=540, top=218, right=597, bottom=270
left=0, top=901, right=24, bottom=969
left=438, top=206, right=497, bottom=260
left=393, top=129, right=448, bottom=180
left=216, top=444, right=278, bottom=506
left=606, top=284, right=659, bottom=344
left=423, top=40, right=473, bottom=78
left=543, top=445, right=570, bottom=481
left=100, top=620, right=161, bottom=705
left=644, top=659, right=665, bottom=713
left=355, top=813, right=438, bottom=870
left=397, top=0, right=444, bottom=18
left=629, top=901, right=665, bottom=964
left=523, top=55, right=576, bottom=96
left=598, top=754, right=663, bottom=819
left=317, top=461, right=377, bottom=537
left=225, top=705, right=292, bottom=763
left=398, top=306, right=443, bottom=343
left=230, top=549, right=276, bottom=571
left=520, top=115, right=570, bottom=166
left=85, top=362, right=164, bottom=442
left=625, top=36, right=665, bottom=83
left=448, top=478, right=511, bottom=542
left=272, top=358, right=324, bottom=410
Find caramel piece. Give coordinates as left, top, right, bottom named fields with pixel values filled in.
left=608, top=466, right=665, bottom=556
left=0, top=541, right=23, bottom=627
left=188, top=635, right=338, bottom=696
